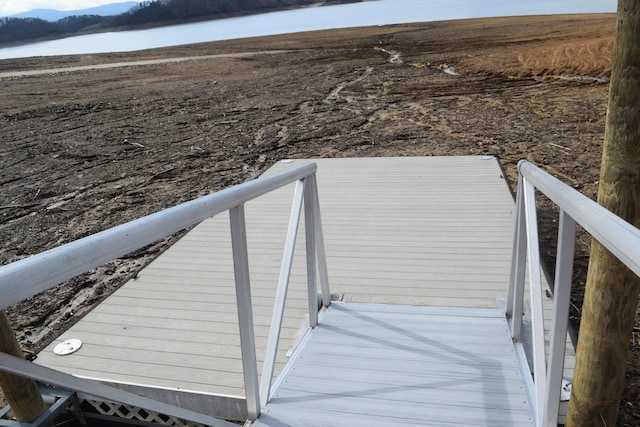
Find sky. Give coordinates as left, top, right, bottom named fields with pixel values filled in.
left=0, top=0, right=144, bottom=16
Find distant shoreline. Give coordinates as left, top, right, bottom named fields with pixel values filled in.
left=0, top=0, right=368, bottom=49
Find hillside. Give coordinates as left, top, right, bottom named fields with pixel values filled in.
left=8, top=2, right=138, bottom=21
left=0, top=0, right=366, bottom=45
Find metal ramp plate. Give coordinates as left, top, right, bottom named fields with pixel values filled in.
left=253, top=302, right=534, bottom=427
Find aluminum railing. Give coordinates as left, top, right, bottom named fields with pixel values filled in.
left=506, top=160, right=640, bottom=427
left=0, top=162, right=330, bottom=424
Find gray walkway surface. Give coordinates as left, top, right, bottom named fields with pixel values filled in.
left=36, top=156, right=572, bottom=423
left=253, top=302, right=534, bottom=427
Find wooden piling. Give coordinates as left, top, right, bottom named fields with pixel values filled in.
left=0, top=311, right=47, bottom=422
left=566, top=1, right=640, bottom=425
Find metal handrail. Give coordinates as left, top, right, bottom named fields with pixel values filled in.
left=0, top=162, right=317, bottom=309
left=507, top=160, right=640, bottom=427
left=519, top=161, right=640, bottom=276
left=0, top=161, right=330, bottom=423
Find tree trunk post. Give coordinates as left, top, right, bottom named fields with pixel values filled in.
left=566, top=1, right=640, bottom=426
left=0, top=311, right=47, bottom=422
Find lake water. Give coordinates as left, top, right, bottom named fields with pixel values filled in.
left=0, top=0, right=617, bottom=60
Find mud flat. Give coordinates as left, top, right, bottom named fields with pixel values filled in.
left=1, top=14, right=637, bottom=425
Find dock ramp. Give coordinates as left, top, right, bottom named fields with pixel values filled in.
left=253, top=302, right=534, bottom=427
left=0, top=156, right=606, bottom=426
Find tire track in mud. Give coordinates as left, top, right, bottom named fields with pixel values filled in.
left=254, top=47, right=410, bottom=151
left=324, top=66, right=374, bottom=103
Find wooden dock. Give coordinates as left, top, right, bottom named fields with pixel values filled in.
left=36, top=156, right=574, bottom=423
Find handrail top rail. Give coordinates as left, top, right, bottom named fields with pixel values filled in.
left=0, top=162, right=318, bottom=310
left=518, top=160, right=640, bottom=278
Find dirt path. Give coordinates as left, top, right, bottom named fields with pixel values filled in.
left=1, top=14, right=638, bottom=425
left=0, top=51, right=290, bottom=78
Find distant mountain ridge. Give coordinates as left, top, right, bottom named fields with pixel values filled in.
left=1, top=0, right=366, bottom=46
left=9, top=2, right=138, bottom=21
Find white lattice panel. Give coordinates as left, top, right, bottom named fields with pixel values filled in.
left=84, top=399, right=207, bottom=427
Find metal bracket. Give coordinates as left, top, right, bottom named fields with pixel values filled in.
left=0, top=388, right=76, bottom=427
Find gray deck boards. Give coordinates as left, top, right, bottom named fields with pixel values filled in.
left=253, top=303, right=534, bottom=427
left=35, top=156, right=574, bottom=422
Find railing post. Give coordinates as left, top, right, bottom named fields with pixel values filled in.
left=508, top=174, right=527, bottom=340
left=522, top=177, right=547, bottom=427
left=309, top=173, right=331, bottom=307
left=304, top=177, right=319, bottom=328
left=259, top=179, right=306, bottom=408
left=544, top=210, right=575, bottom=426
left=229, top=204, right=260, bottom=420
left=259, top=172, right=330, bottom=408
